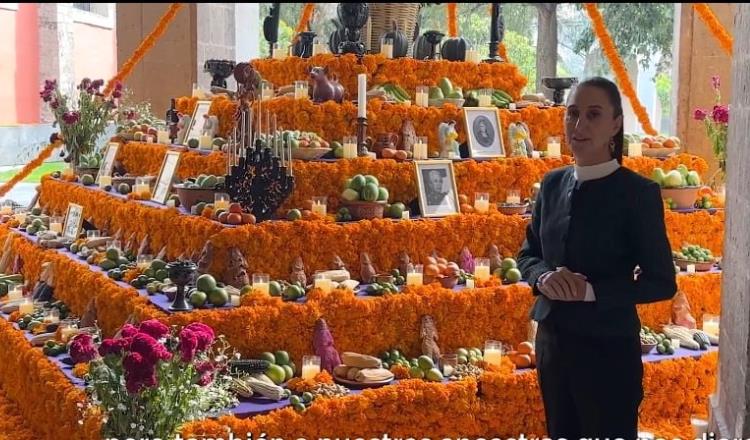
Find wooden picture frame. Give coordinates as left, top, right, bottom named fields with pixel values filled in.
left=151, top=151, right=181, bottom=205
left=62, top=203, right=84, bottom=239
left=414, top=160, right=461, bottom=218
left=463, top=107, right=505, bottom=158
left=97, top=142, right=119, bottom=182
left=182, top=100, right=212, bottom=146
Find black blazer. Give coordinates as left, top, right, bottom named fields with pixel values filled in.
left=517, top=166, right=678, bottom=337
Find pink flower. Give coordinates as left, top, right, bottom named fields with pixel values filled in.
left=139, top=320, right=170, bottom=340
left=712, top=105, right=729, bottom=124
left=712, top=75, right=721, bottom=90
left=197, top=373, right=213, bottom=386
left=98, top=338, right=131, bottom=357
left=130, top=333, right=171, bottom=364
left=123, top=352, right=158, bottom=394
left=179, top=328, right=199, bottom=362
left=184, top=323, right=215, bottom=351
left=120, top=324, right=139, bottom=338
left=62, top=111, right=80, bottom=125
left=69, top=334, right=98, bottom=364
left=694, top=109, right=707, bottom=121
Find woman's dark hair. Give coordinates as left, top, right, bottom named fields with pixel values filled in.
left=574, top=77, right=625, bottom=164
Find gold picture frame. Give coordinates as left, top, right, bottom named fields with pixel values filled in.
left=414, top=160, right=461, bottom=218
left=182, top=100, right=212, bottom=146
left=62, top=203, right=84, bottom=239
left=151, top=151, right=182, bottom=205
left=463, top=107, right=505, bottom=158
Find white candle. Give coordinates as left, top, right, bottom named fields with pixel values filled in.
left=466, top=279, right=475, bottom=289
left=547, top=142, right=561, bottom=158
left=474, top=265, right=490, bottom=282
left=628, top=142, right=643, bottom=157
left=401, top=210, right=410, bottom=220
left=531, top=151, right=541, bottom=159
left=478, top=94, right=492, bottom=107
left=157, top=130, right=169, bottom=144
left=50, top=221, right=63, bottom=234
left=312, top=201, right=327, bottom=216
left=314, top=277, right=332, bottom=293
left=413, top=142, right=428, bottom=160
left=703, top=320, right=719, bottom=338
left=199, top=135, right=212, bottom=149
left=380, top=42, right=393, bottom=59
left=406, top=272, right=423, bottom=286
left=18, top=300, right=34, bottom=315
left=366, top=152, right=377, bottom=160
left=166, top=199, right=176, bottom=208
left=98, top=175, right=112, bottom=189
left=416, top=87, right=429, bottom=107
left=474, top=193, right=490, bottom=213
left=506, top=195, right=521, bottom=205
left=231, top=295, right=241, bottom=307
left=686, top=264, right=696, bottom=274
left=343, top=143, right=357, bottom=159
left=465, top=48, right=478, bottom=63
left=357, top=74, right=367, bottom=119
left=253, top=282, right=269, bottom=295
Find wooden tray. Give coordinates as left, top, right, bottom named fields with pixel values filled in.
left=674, top=258, right=715, bottom=272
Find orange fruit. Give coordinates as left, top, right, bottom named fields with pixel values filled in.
left=515, top=354, right=532, bottom=368
left=436, top=257, right=448, bottom=265
left=424, top=264, right=440, bottom=277
left=436, top=263, right=448, bottom=274
left=425, top=256, right=438, bottom=266
left=459, top=194, right=470, bottom=205
left=229, top=203, right=243, bottom=214
left=394, top=150, right=408, bottom=161
left=226, top=213, right=242, bottom=225
left=241, top=213, right=256, bottom=225
left=517, top=341, right=534, bottom=354
left=530, top=353, right=536, bottom=366
left=218, top=212, right=229, bottom=224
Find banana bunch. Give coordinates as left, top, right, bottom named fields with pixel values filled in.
left=376, top=83, right=411, bottom=104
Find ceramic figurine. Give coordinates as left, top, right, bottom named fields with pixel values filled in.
left=224, top=247, right=250, bottom=288
left=420, top=315, right=441, bottom=363
left=399, top=119, right=417, bottom=155
left=290, top=256, right=307, bottom=287
left=671, top=291, right=697, bottom=329
left=332, top=254, right=347, bottom=271
left=359, top=252, right=377, bottom=284
left=508, top=122, right=533, bottom=157
left=488, top=244, right=503, bottom=273
left=313, top=318, right=342, bottom=373
left=459, top=247, right=475, bottom=274
left=438, top=121, right=460, bottom=158
left=398, top=251, right=413, bottom=278
left=308, top=66, right=345, bottom=103
left=202, top=114, right=219, bottom=138
left=176, top=114, right=192, bottom=144
left=31, top=262, right=54, bottom=303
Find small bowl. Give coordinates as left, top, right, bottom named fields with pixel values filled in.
left=373, top=274, right=395, bottom=285
left=660, top=186, right=701, bottom=209
left=498, top=203, right=529, bottom=215
left=340, top=200, right=387, bottom=220
left=640, top=342, right=657, bottom=355
left=292, top=147, right=330, bottom=161
left=438, top=275, right=458, bottom=289
left=173, top=184, right=221, bottom=211
left=674, top=258, right=715, bottom=272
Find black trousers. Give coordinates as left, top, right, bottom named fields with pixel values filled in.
left=536, top=320, right=644, bottom=440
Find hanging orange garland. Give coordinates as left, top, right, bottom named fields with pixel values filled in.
left=447, top=4, right=458, bottom=38
left=0, top=142, right=60, bottom=198
left=583, top=3, right=658, bottom=136
left=103, top=3, right=184, bottom=96
left=693, top=4, right=733, bottom=57
left=292, top=4, right=316, bottom=44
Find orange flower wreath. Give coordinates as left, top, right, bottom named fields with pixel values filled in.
left=693, top=3, right=733, bottom=57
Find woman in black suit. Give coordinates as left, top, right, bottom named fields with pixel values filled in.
left=517, top=77, right=677, bottom=439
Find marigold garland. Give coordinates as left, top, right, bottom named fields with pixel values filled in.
left=583, top=3, right=657, bottom=136
left=0, top=141, right=59, bottom=198
left=693, top=3, right=734, bottom=57
left=292, top=3, right=316, bottom=43
left=104, top=3, right=184, bottom=96
left=447, top=3, right=458, bottom=37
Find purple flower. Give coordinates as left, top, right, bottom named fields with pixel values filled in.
left=178, top=328, right=199, bottom=362
left=123, top=352, right=158, bottom=394
left=712, top=105, right=729, bottom=124
left=184, top=323, right=215, bottom=351
left=50, top=99, right=59, bottom=110
left=138, top=320, right=170, bottom=340
left=62, top=111, right=80, bottom=125
left=693, top=108, right=707, bottom=121
left=130, top=332, right=172, bottom=364
left=92, top=79, right=104, bottom=89
left=712, top=75, right=721, bottom=91
left=79, top=77, right=91, bottom=90
left=98, top=338, right=131, bottom=357
left=114, top=81, right=123, bottom=91
left=120, top=324, right=139, bottom=338
left=197, top=373, right=213, bottom=386
left=69, top=334, right=99, bottom=364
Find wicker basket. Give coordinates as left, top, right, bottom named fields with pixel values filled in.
left=365, top=3, right=421, bottom=54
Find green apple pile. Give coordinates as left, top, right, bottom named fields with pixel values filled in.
left=652, top=164, right=701, bottom=189
left=429, top=77, right=464, bottom=101
left=188, top=274, right=229, bottom=307
left=672, top=243, right=714, bottom=263
left=341, top=175, right=389, bottom=203
left=456, top=347, right=485, bottom=365
left=379, top=349, right=444, bottom=382
left=24, top=218, right=48, bottom=236
left=695, top=195, right=713, bottom=210
left=184, top=174, right=225, bottom=190
left=641, top=326, right=674, bottom=355
left=364, top=282, right=399, bottom=296
left=257, top=350, right=296, bottom=385
left=493, top=258, right=522, bottom=284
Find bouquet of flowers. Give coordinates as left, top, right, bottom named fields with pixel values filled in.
left=39, top=78, right=121, bottom=166
left=76, top=320, right=237, bottom=439
left=693, top=75, right=729, bottom=177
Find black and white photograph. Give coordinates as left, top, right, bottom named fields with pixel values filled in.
left=464, top=108, right=505, bottom=158
left=151, top=151, right=181, bottom=205
left=415, top=160, right=460, bottom=218
left=183, top=100, right=212, bottom=146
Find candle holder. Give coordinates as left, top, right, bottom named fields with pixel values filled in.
left=262, top=3, right=281, bottom=58
left=166, top=261, right=197, bottom=312
left=166, top=98, right=180, bottom=144
left=204, top=59, right=236, bottom=90
left=485, top=4, right=505, bottom=63
left=336, top=3, right=368, bottom=57
left=356, top=117, right=370, bottom=157
left=541, top=77, right=578, bottom=106
left=293, top=31, right=317, bottom=58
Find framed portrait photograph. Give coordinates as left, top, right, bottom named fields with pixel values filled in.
left=62, top=203, right=84, bottom=239
left=414, top=160, right=461, bottom=218
left=151, top=151, right=181, bottom=205
left=182, top=100, right=212, bottom=146
left=463, top=108, right=505, bottom=158
left=97, top=142, right=119, bottom=181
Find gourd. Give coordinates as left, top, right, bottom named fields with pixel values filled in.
left=245, top=376, right=284, bottom=401
left=328, top=19, right=347, bottom=54
left=662, top=325, right=700, bottom=350
left=380, top=20, right=408, bottom=58
left=692, top=330, right=711, bottom=350
left=341, top=352, right=382, bottom=369
left=440, top=37, right=470, bottom=62
left=413, top=34, right=432, bottom=60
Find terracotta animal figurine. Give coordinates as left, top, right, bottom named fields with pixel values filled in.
left=308, top=66, right=345, bottom=104
left=459, top=247, right=475, bottom=274
left=420, top=315, right=441, bottom=363
left=31, top=262, right=55, bottom=303
left=360, top=252, right=377, bottom=284
left=80, top=298, right=98, bottom=329
left=196, top=241, right=214, bottom=275
left=671, top=291, right=697, bottom=329
left=290, top=256, right=307, bottom=286
left=399, top=119, right=417, bottom=154
left=331, top=255, right=347, bottom=271
left=438, top=120, right=460, bottom=158
left=313, top=318, right=342, bottom=373
left=224, top=247, right=250, bottom=289
left=487, top=244, right=503, bottom=273
left=398, top=251, right=413, bottom=278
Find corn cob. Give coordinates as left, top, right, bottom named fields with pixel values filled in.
left=229, top=359, right=270, bottom=375
left=245, top=376, right=284, bottom=401
left=229, top=377, right=254, bottom=398
left=663, top=324, right=700, bottom=350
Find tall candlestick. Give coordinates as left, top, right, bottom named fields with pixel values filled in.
left=357, top=74, right=367, bottom=118
left=266, top=111, right=270, bottom=139
left=273, top=115, right=278, bottom=157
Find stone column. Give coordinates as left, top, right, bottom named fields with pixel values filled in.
left=709, top=3, right=750, bottom=437
left=38, top=3, right=75, bottom=123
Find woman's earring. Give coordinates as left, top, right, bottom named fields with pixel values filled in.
left=609, top=138, right=615, bottom=154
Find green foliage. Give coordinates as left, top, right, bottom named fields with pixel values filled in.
left=655, top=72, right=672, bottom=117
left=573, top=3, right=674, bottom=72
left=505, top=31, right=536, bottom=92
left=258, top=3, right=337, bottom=58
